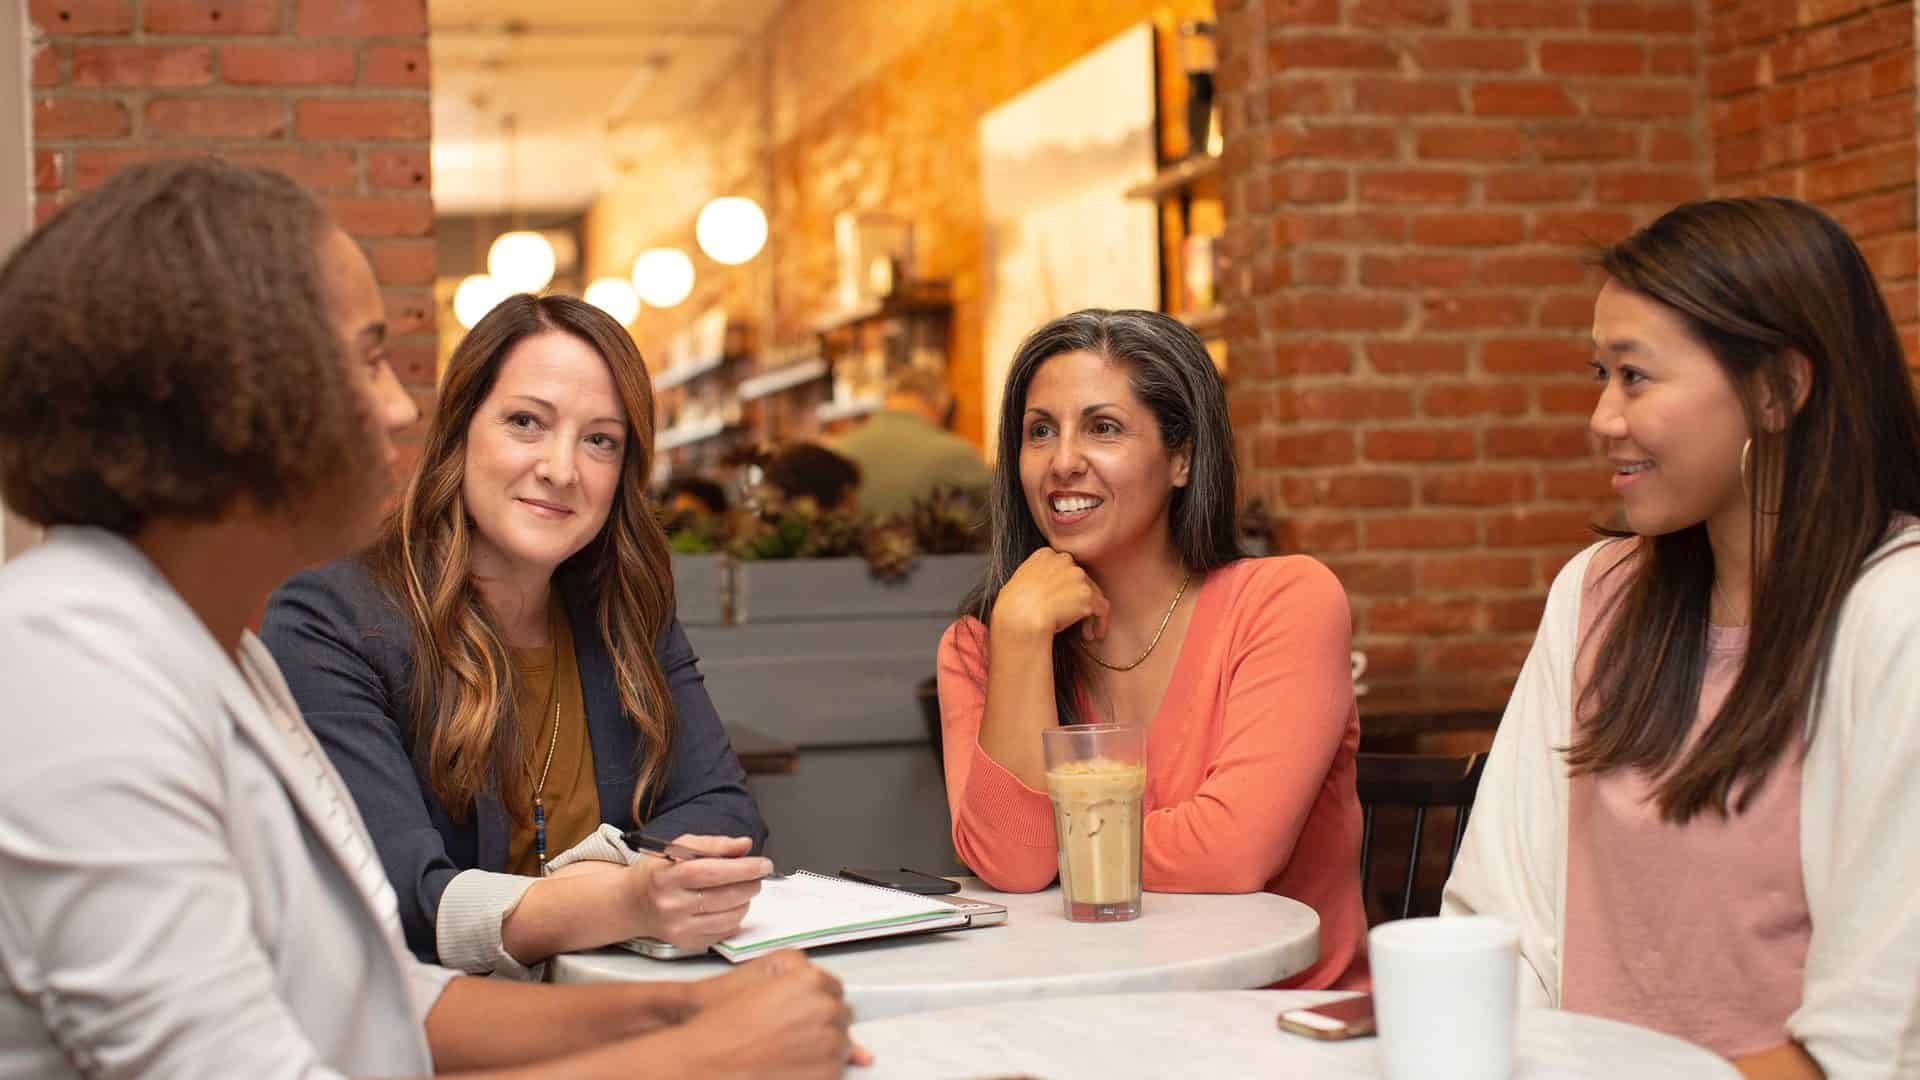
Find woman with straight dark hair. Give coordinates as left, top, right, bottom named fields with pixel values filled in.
left=937, top=309, right=1368, bottom=989
left=263, top=294, right=768, bottom=978
left=1444, top=197, right=1920, bottom=1078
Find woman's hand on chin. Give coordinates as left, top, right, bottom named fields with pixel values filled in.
left=622, top=833, right=769, bottom=950
left=994, top=548, right=1110, bottom=642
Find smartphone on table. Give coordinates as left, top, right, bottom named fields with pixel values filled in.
left=1276, top=994, right=1376, bottom=1040
left=838, top=867, right=961, bottom=895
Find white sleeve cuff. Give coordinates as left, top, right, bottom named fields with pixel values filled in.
left=543, top=822, right=637, bottom=872
left=434, top=869, right=542, bottom=980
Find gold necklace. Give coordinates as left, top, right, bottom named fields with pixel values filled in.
left=530, top=693, right=560, bottom=871
left=1080, top=572, right=1191, bottom=672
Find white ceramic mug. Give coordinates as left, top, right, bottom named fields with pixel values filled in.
left=1369, top=916, right=1518, bottom=1080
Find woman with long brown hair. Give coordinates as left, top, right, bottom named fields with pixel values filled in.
left=263, top=293, right=768, bottom=977
left=1444, top=197, right=1920, bottom=1078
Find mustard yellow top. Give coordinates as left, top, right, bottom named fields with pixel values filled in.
left=506, top=600, right=599, bottom=876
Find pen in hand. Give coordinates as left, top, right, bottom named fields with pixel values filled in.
left=621, top=829, right=786, bottom=879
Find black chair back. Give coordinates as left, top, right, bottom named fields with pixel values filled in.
left=916, top=675, right=943, bottom=767
left=1356, top=751, right=1488, bottom=921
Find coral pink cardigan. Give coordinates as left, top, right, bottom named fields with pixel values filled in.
left=936, top=556, right=1368, bottom=989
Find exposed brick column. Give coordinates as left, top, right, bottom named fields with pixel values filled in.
left=1215, top=0, right=1706, bottom=706
left=1706, top=0, right=1918, bottom=365
left=28, top=0, right=440, bottom=427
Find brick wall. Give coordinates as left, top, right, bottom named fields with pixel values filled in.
left=28, top=0, right=440, bottom=435
left=1706, top=0, right=1918, bottom=361
left=1214, top=0, right=1708, bottom=707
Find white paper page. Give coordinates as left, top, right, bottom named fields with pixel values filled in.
left=722, top=871, right=961, bottom=952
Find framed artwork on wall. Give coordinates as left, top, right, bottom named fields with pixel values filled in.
left=978, top=22, right=1160, bottom=457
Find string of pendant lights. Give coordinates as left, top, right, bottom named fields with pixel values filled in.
left=457, top=194, right=770, bottom=330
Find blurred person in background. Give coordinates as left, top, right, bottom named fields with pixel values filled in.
left=765, top=441, right=862, bottom=514
left=830, top=367, right=989, bottom=517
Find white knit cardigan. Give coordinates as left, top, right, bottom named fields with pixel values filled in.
left=1442, top=524, right=1920, bottom=1078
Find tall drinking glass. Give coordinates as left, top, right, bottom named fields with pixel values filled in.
left=1041, top=724, right=1147, bottom=922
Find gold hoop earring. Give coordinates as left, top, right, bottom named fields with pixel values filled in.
left=1739, top=437, right=1752, bottom=501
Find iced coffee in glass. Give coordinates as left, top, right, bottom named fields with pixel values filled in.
left=1041, top=724, right=1147, bottom=922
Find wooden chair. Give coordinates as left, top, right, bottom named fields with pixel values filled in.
left=1356, top=751, right=1488, bottom=921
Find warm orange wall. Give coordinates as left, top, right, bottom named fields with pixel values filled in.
left=585, top=0, right=1215, bottom=449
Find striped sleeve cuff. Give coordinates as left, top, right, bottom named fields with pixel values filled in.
left=544, top=822, right=636, bottom=871
left=434, top=868, right=542, bottom=980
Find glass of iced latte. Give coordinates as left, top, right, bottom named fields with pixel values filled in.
left=1041, top=724, right=1147, bottom=922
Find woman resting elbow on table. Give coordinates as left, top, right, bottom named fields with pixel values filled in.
left=936, top=309, right=1367, bottom=990
left=261, top=292, right=768, bottom=979
left=0, top=159, right=856, bottom=1078
left=1441, top=198, right=1920, bottom=1080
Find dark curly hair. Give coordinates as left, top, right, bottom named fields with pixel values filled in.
left=0, top=158, right=379, bottom=535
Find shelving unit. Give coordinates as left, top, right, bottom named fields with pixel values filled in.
left=652, top=351, right=739, bottom=391
left=809, top=279, right=953, bottom=434
left=1126, top=152, right=1227, bottom=373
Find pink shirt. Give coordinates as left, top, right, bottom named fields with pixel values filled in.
left=1562, top=542, right=1810, bottom=1059
left=936, top=556, right=1369, bottom=990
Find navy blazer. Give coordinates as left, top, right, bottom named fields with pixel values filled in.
left=260, top=556, right=767, bottom=964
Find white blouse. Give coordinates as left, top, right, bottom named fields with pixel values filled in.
left=0, top=528, right=455, bottom=1079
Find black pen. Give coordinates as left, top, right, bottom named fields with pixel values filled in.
left=620, top=829, right=785, bottom=879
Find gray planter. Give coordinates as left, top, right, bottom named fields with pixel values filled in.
left=681, top=553, right=987, bottom=874
left=729, top=553, right=984, bottom=623
left=668, top=553, right=728, bottom=627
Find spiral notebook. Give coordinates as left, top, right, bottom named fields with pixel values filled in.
left=710, top=870, right=971, bottom=963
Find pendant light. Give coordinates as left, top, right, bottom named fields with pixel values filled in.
left=631, top=247, right=694, bottom=309
left=695, top=196, right=768, bottom=265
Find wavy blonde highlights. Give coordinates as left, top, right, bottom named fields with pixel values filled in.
left=368, top=294, right=677, bottom=826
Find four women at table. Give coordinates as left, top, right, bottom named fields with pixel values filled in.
left=936, top=309, right=1370, bottom=990
left=1445, top=197, right=1920, bottom=1078
left=261, top=293, right=771, bottom=977
left=7, top=154, right=1915, bottom=1077
left=0, top=159, right=856, bottom=1077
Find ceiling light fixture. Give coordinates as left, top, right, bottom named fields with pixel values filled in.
left=695, top=195, right=768, bottom=265
left=631, top=247, right=695, bottom=309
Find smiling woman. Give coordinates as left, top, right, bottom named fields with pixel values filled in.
left=936, top=308, right=1369, bottom=991
left=1444, top=197, right=1920, bottom=1079
left=260, top=294, right=770, bottom=979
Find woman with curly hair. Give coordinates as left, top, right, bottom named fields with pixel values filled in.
left=263, top=294, right=768, bottom=977
left=0, top=159, right=856, bottom=1078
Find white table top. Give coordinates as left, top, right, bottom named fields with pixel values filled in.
left=849, top=991, right=1741, bottom=1079
left=549, top=879, right=1319, bottom=1023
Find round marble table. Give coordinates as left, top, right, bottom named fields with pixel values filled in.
left=548, top=879, right=1319, bottom=1022
left=849, top=991, right=1740, bottom=1079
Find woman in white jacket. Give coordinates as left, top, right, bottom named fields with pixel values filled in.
left=1442, top=197, right=1920, bottom=1080
left=0, top=159, right=860, bottom=1079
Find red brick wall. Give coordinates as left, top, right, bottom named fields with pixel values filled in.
left=1707, top=0, right=1918, bottom=361
left=1214, top=0, right=1708, bottom=706
left=27, top=0, right=439, bottom=426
